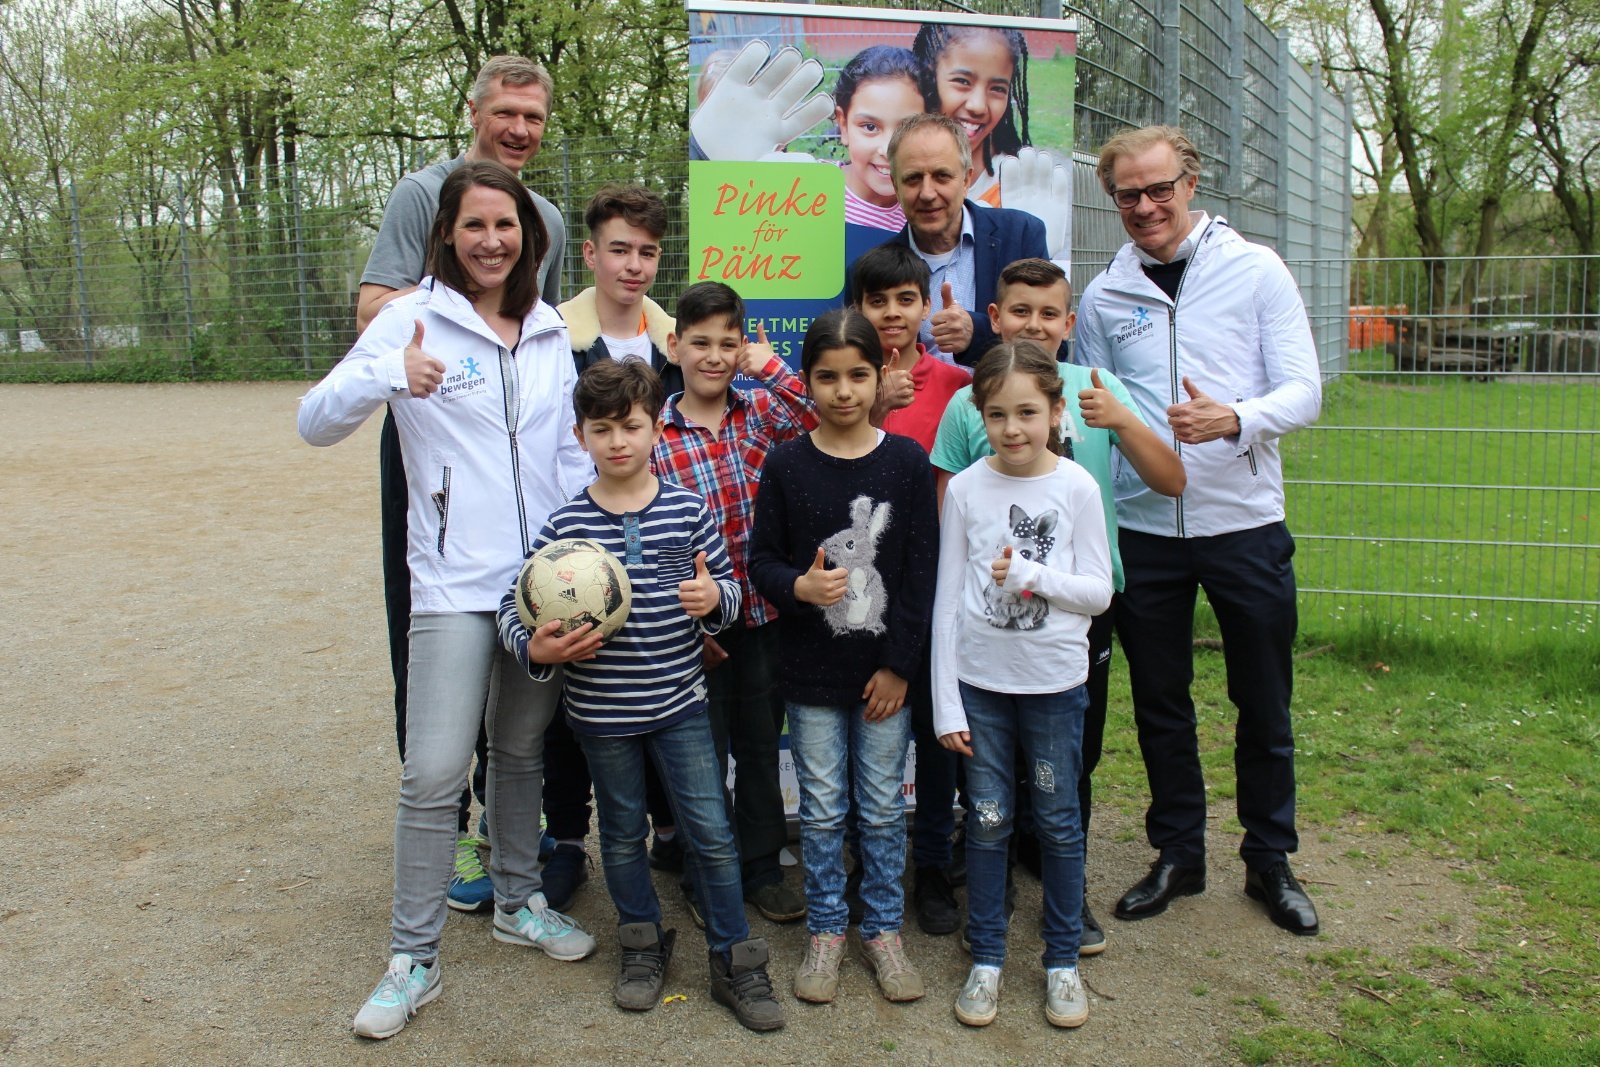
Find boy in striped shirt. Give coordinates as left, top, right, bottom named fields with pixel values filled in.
left=498, top=359, right=784, bottom=1032
left=651, top=281, right=817, bottom=924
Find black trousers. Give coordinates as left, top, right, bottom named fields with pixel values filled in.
left=382, top=411, right=484, bottom=832
left=1114, top=523, right=1299, bottom=871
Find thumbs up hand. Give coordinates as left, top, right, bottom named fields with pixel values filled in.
left=878, top=346, right=915, bottom=411
left=1077, top=366, right=1132, bottom=431
left=930, top=280, right=973, bottom=356
left=1166, top=375, right=1241, bottom=443
left=738, top=320, right=779, bottom=378
left=991, top=544, right=1014, bottom=587
left=678, top=551, right=721, bottom=618
left=794, top=546, right=849, bottom=607
left=404, top=320, right=447, bottom=397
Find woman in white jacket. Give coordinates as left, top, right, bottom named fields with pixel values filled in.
left=299, top=161, right=602, bottom=1040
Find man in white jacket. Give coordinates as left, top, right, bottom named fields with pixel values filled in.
left=1074, top=125, right=1322, bottom=936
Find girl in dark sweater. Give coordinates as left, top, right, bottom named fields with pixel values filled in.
left=749, top=309, right=938, bottom=1006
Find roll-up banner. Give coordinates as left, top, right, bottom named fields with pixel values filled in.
left=688, top=0, right=1077, bottom=367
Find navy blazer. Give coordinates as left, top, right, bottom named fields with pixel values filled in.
left=882, top=200, right=1052, bottom=367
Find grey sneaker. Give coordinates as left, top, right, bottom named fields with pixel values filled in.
left=1045, top=965, right=1089, bottom=1028
left=793, top=932, right=847, bottom=1003
left=615, top=922, right=675, bottom=1011
left=492, top=893, right=597, bottom=961
left=859, top=931, right=925, bottom=1002
left=352, top=954, right=441, bottom=1040
left=710, top=938, right=785, bottom=1031
left=954, top=965, right=1002, bottom=1027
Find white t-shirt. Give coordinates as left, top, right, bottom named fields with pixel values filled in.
left=931, top=457, right=1114, bottom=739
left=602, top=331, right=653, bottom=364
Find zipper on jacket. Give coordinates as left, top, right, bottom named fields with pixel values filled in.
left=499, top=341, right=533, bottom=558
left=1167, top=269, right=1190, bottom=538
left=432, top=466, right=452, bottom=557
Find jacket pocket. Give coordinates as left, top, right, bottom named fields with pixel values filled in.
left=430, top=460, right=453, bottom=558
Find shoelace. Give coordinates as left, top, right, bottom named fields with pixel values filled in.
left=731, top=964, right=776, bottom=1000
left=799, top=936, right=843, bottom=976
left=869, top=936, right=913, bottom=975
left=531, top=906, right=580, bottom=937
left=453, top=838, right=487, bottom=881
left=377, top=958, right=423, bottom=1016
left=1048, top=969, right=1082, bottom=999
left=620, top=944, right=666, bottom=979
left=963, top=971, right=999, bottom=1005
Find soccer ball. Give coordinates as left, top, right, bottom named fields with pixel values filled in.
left=514, top=538, right=632, bottom=640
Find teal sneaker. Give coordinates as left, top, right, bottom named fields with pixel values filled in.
left=352, top=954, right=441, bottom=1040
left=447, top=834, right=493, bottom=912
left=492, top=893, right=597, bottom=961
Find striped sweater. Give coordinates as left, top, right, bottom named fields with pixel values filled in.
left=498, top=480, right=740, bottom=736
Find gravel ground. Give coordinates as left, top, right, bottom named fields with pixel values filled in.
left=1, top=383, right=1478, bottom=1066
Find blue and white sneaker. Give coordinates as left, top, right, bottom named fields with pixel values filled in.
left=492, top=893, right=597, bottom=961
left=538, top=828, right=558, bottom=862
left=447, top=834, right=494, bottom=912
left=352, top=954, right=441, bottom=1039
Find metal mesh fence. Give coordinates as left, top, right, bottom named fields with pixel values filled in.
left=6, top=2, right=1591, bottom=638
left=1287, top=256, right=1599, bottom=640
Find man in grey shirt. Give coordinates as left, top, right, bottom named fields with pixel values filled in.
left=358, top=55, right=564, bottom=329
left=356, top=55, right=566, bottom=915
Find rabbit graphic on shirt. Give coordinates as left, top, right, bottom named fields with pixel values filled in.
left=820, top=495, right=891, bottom=636
left=983, top=504, right=1058, bottom=631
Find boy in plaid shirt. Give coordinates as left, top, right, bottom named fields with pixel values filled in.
left=651, top=281, right=817, bottom=922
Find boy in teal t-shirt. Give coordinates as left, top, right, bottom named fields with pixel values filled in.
left=928, top=257, right=1185, bottom=956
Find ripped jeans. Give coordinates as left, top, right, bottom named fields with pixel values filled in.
left=958, top=680, right=1086, bottom=968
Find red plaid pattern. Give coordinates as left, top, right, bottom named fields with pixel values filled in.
left=652, top=354, right=817, bottom=628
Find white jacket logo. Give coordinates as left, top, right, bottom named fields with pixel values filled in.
left=1116, top=306, right=1155, bottom=345
left=439, top=356, right=488, bottom=401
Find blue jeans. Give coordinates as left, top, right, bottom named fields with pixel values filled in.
left=788, top=701, right=910, bottom=940
left=960, top=680, right=1086, bottom=968
left=579, top=712, right=749, bottom=958
left=391, top=612, right=559, bottom=960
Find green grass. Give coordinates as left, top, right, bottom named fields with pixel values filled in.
left=1022, top=54, right=1076, bottom=156
left=1095, top=626, right=1600, bottom=1065
left=1284, top=367, right=1598, bottom=644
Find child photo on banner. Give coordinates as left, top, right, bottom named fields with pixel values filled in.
left=688, top=0, right=1077, bottom=365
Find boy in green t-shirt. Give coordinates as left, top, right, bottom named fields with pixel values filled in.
left=928, top=257, right=1185, bottom=957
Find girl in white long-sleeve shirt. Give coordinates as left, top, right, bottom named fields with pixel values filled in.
left=932, top=341, right=1112, bottom=1031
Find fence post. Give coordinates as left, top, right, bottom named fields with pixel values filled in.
left=562, top=139, right=575, bottom=292
left=1274, top=29, right=1290, bottom=256
left=177, top=174, right=197, bottom=377
left=289, top=161, right=313, bottom=375
left=1161, top=0, right=1182, bottom=128
left=69, top=181, right=94, bottom=370
left=1226, top=0, right=1246, bottom=223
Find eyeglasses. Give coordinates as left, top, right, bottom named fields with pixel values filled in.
left=1111, top=176, right=1187, bottom=210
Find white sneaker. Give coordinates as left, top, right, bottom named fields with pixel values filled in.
left=954, top=965, right=1002, bottom=1027
left=492, top=892, right=597, bottom=961
left=352, top=954, right=441, bottom=1039
left=1045, top=965, right=1089, bottom=1028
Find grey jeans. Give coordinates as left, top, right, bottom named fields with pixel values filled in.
left=390, top=611, right=561, bottom=961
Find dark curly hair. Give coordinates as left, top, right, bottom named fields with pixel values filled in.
left=912, top=24, right=1031, bottom=175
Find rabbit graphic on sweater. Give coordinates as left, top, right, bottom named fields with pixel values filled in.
left=821, top=495, right=891, bottom=636
left=984, top=504, right=1059, bottom=631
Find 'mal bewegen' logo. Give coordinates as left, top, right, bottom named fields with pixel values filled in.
left=439, top=356, right=487, bottom=402
left=1115, top=305, right=1155, bottom=345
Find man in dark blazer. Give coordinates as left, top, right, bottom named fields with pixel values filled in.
left=877, top=112, right=1051, bottom=368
